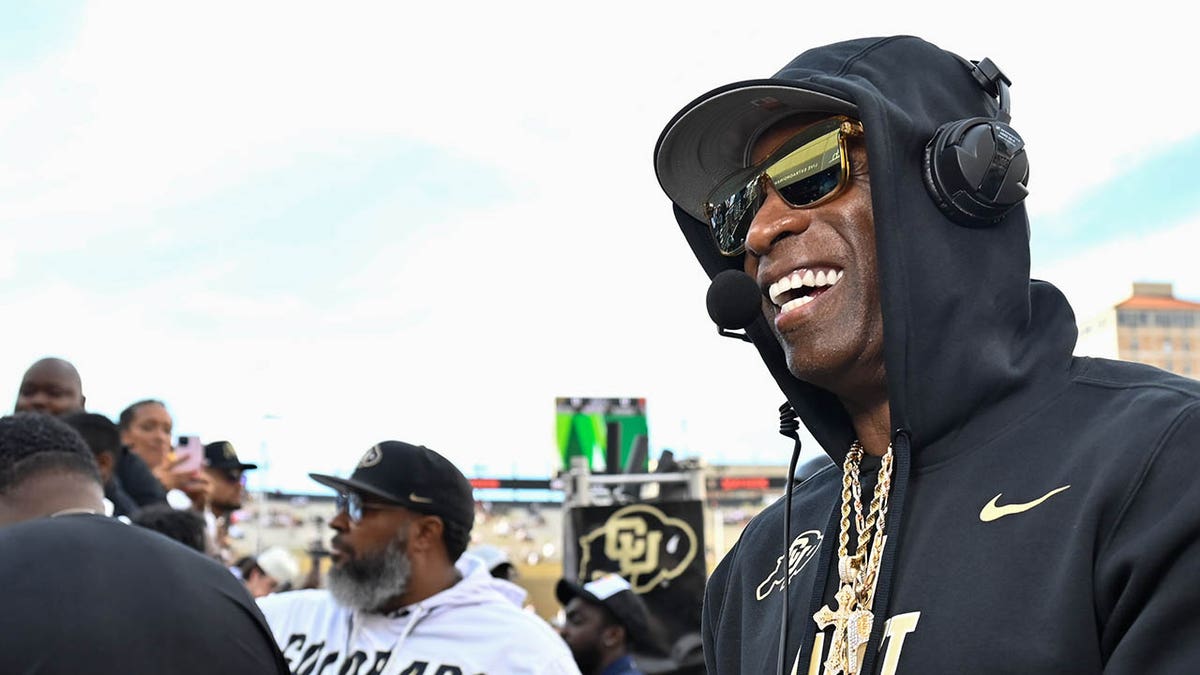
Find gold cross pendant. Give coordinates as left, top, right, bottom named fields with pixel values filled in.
left=812, top=583, right=858, bottom=675
left=845, top=608, right=874, bottom=675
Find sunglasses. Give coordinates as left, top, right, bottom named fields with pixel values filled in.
left=704, top=117, right=863, bottom=256
left=334, top=492, right=409, bottom=524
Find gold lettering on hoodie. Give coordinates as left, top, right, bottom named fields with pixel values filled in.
left=795, top=611, right=920, bottom=675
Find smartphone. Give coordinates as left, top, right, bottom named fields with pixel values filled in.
left=173, top=435, right=205, bottom=474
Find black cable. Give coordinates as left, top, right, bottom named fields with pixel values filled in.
left=776, top=402, right=803, bottom=675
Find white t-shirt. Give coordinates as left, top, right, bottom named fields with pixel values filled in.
left=259, top=554, right=580, bottom=675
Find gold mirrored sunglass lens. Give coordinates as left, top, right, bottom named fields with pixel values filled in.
left=764, top=128, right=843, bottom=194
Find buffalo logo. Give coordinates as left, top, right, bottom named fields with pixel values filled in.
left=755, top=529, right=823, bottom=601
left=578, top=504, right=697, bottom=594
left=222, top=443, right=237, bottom=460
left=356, top=444, right=383, bottom=469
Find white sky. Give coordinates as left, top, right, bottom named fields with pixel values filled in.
left=3, top=1, right=1199, bottom=492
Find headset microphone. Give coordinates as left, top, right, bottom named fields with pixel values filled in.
left=706, top=270, right=761, bottom=343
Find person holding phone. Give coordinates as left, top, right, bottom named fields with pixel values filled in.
left=118, top=399, right=211, bottom=509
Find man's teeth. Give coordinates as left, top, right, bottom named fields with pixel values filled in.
left=769, top=267, right=844, bottom=308
left=780, top=295, right=815, bottom=314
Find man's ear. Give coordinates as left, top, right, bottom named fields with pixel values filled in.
left=95, top=452, right=115, bottom=480
left=411, top=515, right=445, bottom=553
left=602, top=623, right=626, bottom=649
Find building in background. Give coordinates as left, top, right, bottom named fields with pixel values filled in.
left=1078, top=282, right=1200, bottom=377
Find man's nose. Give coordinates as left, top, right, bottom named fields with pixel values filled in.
left=744, top=184, right=814, bottom=257
left=329, top=510, right=350, bottom=532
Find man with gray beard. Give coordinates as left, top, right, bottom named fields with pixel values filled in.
left=325, top=517, right=413, bottom=610
left=257, top=441, right=579, bottom=675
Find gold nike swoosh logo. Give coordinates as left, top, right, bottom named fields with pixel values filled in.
left=409, top=493, right=434, bottom=504
left=980, top=485, right=1071, bottom=522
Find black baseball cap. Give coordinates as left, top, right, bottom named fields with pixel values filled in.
left=654, top=79, right=856, bottom=226
left=557, top=574, right=653, bottom=648
left=309, top=441, right=475, bottom=533
left=203, top=441, right=257, bottom=471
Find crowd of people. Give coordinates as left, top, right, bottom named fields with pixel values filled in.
left=2, top=356, right=659, bottom=674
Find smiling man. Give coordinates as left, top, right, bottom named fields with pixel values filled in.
left=257, top=441, right=579, bottom=675
left=654, top=36, right=1200, bottom=675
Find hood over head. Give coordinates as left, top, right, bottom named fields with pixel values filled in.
left=654, top=35, right=1077, bottom=464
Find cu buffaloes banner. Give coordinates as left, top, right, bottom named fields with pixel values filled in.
left=569, top=500, right=706, bottom=649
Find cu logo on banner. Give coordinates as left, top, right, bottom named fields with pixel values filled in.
left=578, top=503, right=698, bottom=593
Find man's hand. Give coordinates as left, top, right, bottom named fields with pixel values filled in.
left=182, top=472, right=213, bottom=511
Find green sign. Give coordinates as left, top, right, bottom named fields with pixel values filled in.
left=555, top=397, right=648, bottom=472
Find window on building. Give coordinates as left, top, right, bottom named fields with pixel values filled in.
left=1119, top=311, right=1149, bottom=327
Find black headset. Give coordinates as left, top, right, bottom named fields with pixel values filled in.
left=923, top=57, right=1029, bottom=227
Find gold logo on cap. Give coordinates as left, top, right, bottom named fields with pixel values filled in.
left=223, top=443, right=236, bottom=460
left=357, top=445, right=383, bottom=469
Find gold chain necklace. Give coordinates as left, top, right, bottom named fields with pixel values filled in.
left=812, top=440, right=895, bottom=675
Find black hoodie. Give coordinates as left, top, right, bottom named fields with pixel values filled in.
left=654, top=36, right=1200, bottom=674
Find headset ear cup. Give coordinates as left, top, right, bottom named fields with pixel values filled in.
left=922, top=122, right=960, bottom=222
left=924, top=117, right=1029, bottom=227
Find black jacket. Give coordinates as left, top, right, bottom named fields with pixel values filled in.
left=0, top=514, right=289, bottom=674
left=104, top=473, right=141, bottom=518
left=658, top=36, right=1200, bottom=674
left=116, top=445, right=168, bottom=507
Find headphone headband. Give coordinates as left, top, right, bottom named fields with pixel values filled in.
left=969, top=58, right=1012, bottom=123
